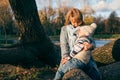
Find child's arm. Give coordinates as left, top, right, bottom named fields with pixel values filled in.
left=70, top=38, right=89, bottom=57
left=70, top=43, right=84, bottom=57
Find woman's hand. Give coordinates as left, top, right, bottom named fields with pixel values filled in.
left=61, top=56, right=71, bottom=65
left=83, top=42, right=93, bottom=51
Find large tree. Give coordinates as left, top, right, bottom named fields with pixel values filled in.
left=0, top=0, right=120, bottom=79
left=0, top=0, right=118, bottom=67
left=0, top=0, right=60, bottom=66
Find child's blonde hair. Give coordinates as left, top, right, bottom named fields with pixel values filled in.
left=65, top=8, right=84, bottom=26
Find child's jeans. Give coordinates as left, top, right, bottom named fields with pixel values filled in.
left=54, top=58, right=85, bottom=80
left=83, top=58, right=102, bottom=80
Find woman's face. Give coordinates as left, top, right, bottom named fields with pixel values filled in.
left=70, top=17, right=82, bottom=28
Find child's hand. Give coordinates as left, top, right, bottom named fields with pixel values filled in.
left=61, top=57, right=71, bottom=65
left=83, top=42, right=92, bottom=51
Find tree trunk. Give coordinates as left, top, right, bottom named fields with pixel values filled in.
left=92, top=38, right=120, bottom=66
left=99, top=61, right=120, bottom=80
left=63, top=69, right=92, bottom=80
left=9, top=0, right=47, bottom=43
left=0, top=0, right=61, bottom=66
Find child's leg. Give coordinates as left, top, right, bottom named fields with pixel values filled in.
left=54, top=58, right=85, bottom=80
left=84, top=58, right=102, bottom=80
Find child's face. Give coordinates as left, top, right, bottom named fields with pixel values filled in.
left=70, top=17, right=82, bottom=27
left=77, top=29, right=86, bottom=37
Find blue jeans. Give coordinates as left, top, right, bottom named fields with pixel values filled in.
left=54, top=58, right=101, bottom=80
left=54, top=58, right=85, bottom=80
left=83, top=58, right=102, bottom=80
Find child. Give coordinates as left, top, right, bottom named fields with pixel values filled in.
left=54, top=23, right=97, bottom=80
left=70, top=23, right=97, bottom=64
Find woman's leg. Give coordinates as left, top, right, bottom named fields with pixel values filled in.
left=54, top=58, right=85, bottom=80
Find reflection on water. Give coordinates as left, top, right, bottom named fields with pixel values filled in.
left=95, top=40, right=111, bottom=47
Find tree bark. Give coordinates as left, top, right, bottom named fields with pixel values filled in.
left=9, top=0, right=46, bottom=43
left=0, top=0, right=61, bottom=66
left=92, top=38, right=120, bottom=66
left=63, top=69, right=92, bottom=80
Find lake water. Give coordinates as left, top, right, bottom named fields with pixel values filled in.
left=53, top=40, right=111, bottom=47
left=95, top=40, right=111, bottom=47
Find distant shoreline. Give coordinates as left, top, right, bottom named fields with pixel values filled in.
left=94, top=38, right=116, bottom=41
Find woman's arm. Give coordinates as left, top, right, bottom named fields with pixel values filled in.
left=60, top=26, right=70, bottom=59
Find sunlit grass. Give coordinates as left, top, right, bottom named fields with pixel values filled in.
left=93, top=34, right=120, bottom=39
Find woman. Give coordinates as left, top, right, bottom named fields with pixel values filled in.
left=54, top=8, right=101, bottom=80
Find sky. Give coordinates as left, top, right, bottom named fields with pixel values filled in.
left=35, top=0, right=120, bottom=18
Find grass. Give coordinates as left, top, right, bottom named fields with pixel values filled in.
left=93, top=34, right=120, bottom=39
left=0, top=64, right=56, bottom=80
left=0, top=35, right=18, bottom=47
left=0, top=35, right=18, bottom=40
left=0, top=44, right=14, bottom=47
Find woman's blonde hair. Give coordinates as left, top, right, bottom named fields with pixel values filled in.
left=64, top=8, right=84, bottom=26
